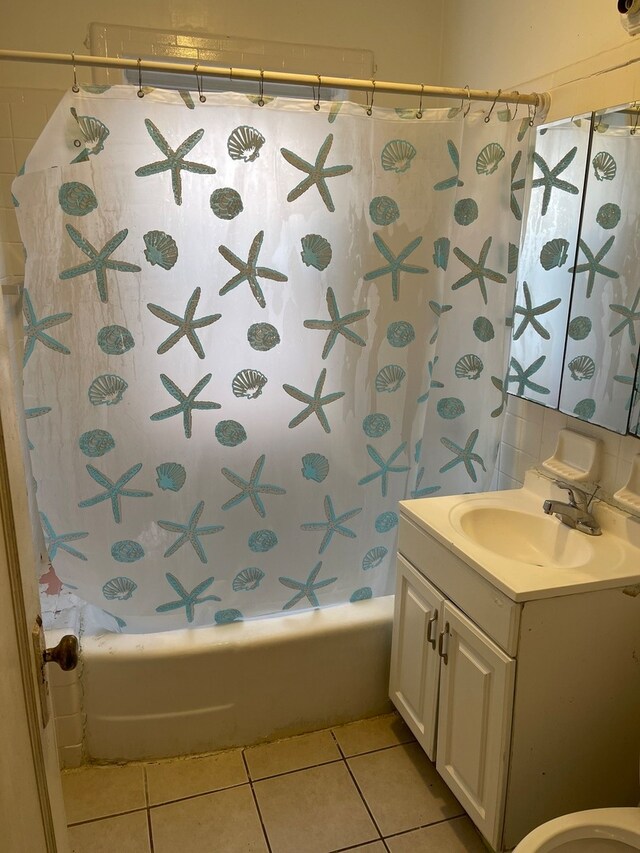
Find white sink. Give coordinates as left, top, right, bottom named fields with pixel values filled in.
left=454, top=506, right=594, bottom=568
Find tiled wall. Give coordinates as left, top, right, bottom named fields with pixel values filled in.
left=497, top=394, right=640, bottom=499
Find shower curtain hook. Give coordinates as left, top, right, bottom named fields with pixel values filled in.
left=137, top=58, right=144, bottom=98
left=258, top=69, right=265, bottom=107
left=463, top=85, right=471, bottom=117
left=71, top=53, right=79, bottom=93
left=511, top=92, right=520, bottom=121
left=416, top=84, right=424, bottom=119
left=632, top=106, right=640, bottom=136
left=194, top=64, right=206, bottom=103
left=366, top=80, right=376, bottom=116
left=528, top=100, right=538, bottom=127
left=484, top=88, right=501, bottom=123
left=313, top=75, right=322, bottom=111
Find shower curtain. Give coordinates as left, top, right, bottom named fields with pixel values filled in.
left=13, top=87, right=531, bottom=631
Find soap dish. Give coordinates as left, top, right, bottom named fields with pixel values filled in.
left=613, top=454, right=640, bottom=513
left=541, top=428, right=601, bottom=482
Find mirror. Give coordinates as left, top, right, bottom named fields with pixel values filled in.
left=510, top=104, right=640, bottom=437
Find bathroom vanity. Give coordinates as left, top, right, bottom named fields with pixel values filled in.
left=389, top=472, right=640, bottom=851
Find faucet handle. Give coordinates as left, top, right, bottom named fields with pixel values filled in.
left=553, top=480, right=583, bottom=507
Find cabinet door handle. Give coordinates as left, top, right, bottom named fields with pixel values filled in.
left=427, top=611, right=438, bottom=648
left=438, top=622, right=450, bottom=665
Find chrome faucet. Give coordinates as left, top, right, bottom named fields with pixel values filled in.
left=543, top=480, right=601, bottom=535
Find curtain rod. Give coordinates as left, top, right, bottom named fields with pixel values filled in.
left=0, top=49, right=550, bottom=113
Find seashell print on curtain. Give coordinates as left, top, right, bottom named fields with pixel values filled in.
left=14, top=88, right=531, bottom=632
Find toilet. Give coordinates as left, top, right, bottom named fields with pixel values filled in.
left=513, top=807, right=640, bottom=851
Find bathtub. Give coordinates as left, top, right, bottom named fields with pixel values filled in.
left=76, top=595, right=395, bottom=762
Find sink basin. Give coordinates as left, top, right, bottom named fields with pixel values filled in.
left=454, top=506, right=595, bottom=568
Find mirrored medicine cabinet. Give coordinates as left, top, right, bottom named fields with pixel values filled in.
left=509, top=103, right=640, bottom=437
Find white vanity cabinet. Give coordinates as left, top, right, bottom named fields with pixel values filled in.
left=390, top=507, right=640, bottom=852
left=390, top=555, right=515, bottom=848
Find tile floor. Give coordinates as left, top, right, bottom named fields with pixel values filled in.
left=61, top=712, right=488, bottom=853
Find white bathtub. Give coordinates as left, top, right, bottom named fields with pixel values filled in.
left=78, top=596, right=395, bottom=762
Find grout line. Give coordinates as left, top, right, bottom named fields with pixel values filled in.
left=248, top=755, right=343, bottom=783
left=66, top=805, right=148, bottom=827
left=381, top=813, right=470, bottom=841
left=147, top=779, right=250, bottom=810
left=331, top=730, right=385, bottom=846
left=147, top=808, right=155, bottom=853
left=241, top=749, right=273, bottom=853
left=143, top=768, right=155, bottom=853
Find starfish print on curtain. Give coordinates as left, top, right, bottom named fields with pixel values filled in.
left=220, top=455, right=286, bottom=517
left=218, top=231, right=288, bottom=308
left=157, top=501, right=224, bottom=563
left=364, top=234, right=429, bottom=302
left=22, top=290, right=71, bottom=366
left=283, top=369, right=345, bottom=433
left=155, top=573, right=221, bottom=623
left=609, top=287, right=640, bottom=345
left=569, top=236, right=619, bottom=298
left=150, top=373, right=221, bottom=438
left=303, top=287, right=369, bottom=359
left=278, top=562, right=338, bottom=610
left=135, top=119, right=216, bottom=205
left=147, top=287, right=221, bottom=358
left=280, top=133, right=353, bottom=212
left=78, top=462, right=153, bottom=523
left=451, top=237, right=507, bottom=304
left=300, top=495, right=362, bottom=554
left=439, top=429, right=486, bottom=483
left=39, top=512, right=88, bottom=561
left=59, top=225, right=141, bottom=303
left=513, top=282, right=562, bottom=340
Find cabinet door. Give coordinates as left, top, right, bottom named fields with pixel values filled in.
left=389, top=555, right=443, bottom=760
left=436, top=601, right=515, bottom=851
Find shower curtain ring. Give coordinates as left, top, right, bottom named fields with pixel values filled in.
left=484, top=88, right=501, bottom=123
left=257, top=69, right=265, bottom=107
left=511, top=92, right=520, bottom=120
left=313, top=75, right=322, bottom=111
left=71, top=53, right=79, bottom=93
left=366, top=80, right=376, bottom=116
left=137, top=58, right=144, bottom=98
left=416, top=84, right=424, bottom=119
left=194, top=64, right=206, bottom=103
left=463, top=85, right=471, bottom=117
left=528, top=100, right=538, bottom=127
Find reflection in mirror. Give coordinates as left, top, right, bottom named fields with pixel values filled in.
left=559, top=105, right=640, bottom=433
left=509, top=115, right=592, bottom=408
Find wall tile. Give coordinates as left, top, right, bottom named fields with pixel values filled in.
left=13, top=138, right=35, bottom=170
left=0, top=103, right=11, bottom=136
left=55, top=712, right=84, bottom=747
left=0, top=173, right=16, bottom=208
left=499, top=442, right=537, bottom=485
left=10, top=102, right=48, bottom=138
left=0, top=138, right=16, bottom=173
left=58, top=743, right=83, bottom=769
left=0, top=209, right=21, bottom=243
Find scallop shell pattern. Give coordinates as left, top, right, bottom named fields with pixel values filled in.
left=300, top=234, right=332, bottom=270
left=362, top=413, right=391, bottom=438
left=102, top=576, right=137, bottom=601
left=143, top=230, right=178, bottom=270
left=455, top=354, right=484, bottom=380
left=540, top=238, right=569, bottom=270
left=247, top=322, right=280, bottom=351
left=432, top=237, right=450, bottom=270
left=369, top=195, right=400, bottom=226
left=381, top=139, right=416, bottom=173
left=227, top=126, right=265, bottom=162
left=375, top=364, right=406, bottom=393
left=437, top=397, right=465, bottom=419
left=58, top=182, right=98, bottom=216
left=592, top=151, right=616, bottom=182
left=215, top=608, right=243, bottom=624
left=574, top=398, right=596, bottom=419
left=88, top=374, right=128, bottom=406
left=362, top=546, right=388, bottom=571
left=232, top=369, right=267, bottom=399
left=72, top=109, right=110, bottom=151
left=475, top=142, right=505, bottom=175
left=387, top=321, right=415, bottom=348
left=110, top=541, right=145, bottom=563
left=210, top=187, right=243, bottom=220
left=156, top=462, right=186, bottom=491
left=375, top=511, right=398, bottom=533
left=350, top=587, right=373, bottom=602
left=97, top=324, right=135, bottom=355
left=79, top=429, right=116, bottom=457
left=215, top=420, right=247, bottom=447
left=301, top=453, right=329, bottom=482
left=232, top=567, right=265, bottom=591
left=248, top=529, right=278, bottom=552
left=568, top=355, right=596, bottom=381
